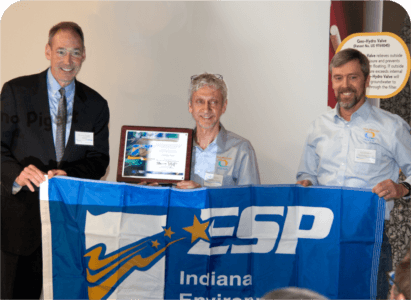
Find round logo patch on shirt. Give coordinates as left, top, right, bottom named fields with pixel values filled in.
left=217, top=156, right=231, bottom=168
left=218, top=159, right=228, bottom=167
left=363, top=128, right=379, bottom=143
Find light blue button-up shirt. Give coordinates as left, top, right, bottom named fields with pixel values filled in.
left=190, top=124, right=260, bottom=186
left=297, top=100, right=411, bottom=219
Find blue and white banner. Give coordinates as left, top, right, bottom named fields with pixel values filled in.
left=40, top=177, right=385, bottom=299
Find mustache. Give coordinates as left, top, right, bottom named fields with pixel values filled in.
left=338, top=87, right=357, bottom=94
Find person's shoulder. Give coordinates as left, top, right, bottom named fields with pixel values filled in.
left=225, top=129, right=255, bottom=150
left=370, top=104, right=409, bottom=127
left=226, top=129, right=249, bottom=143
left=371, top=103, right=400, bottom=119
left=2, top=71, right=47, bottom=97
left=310, top=107, right=335, bottom=127
left=4, top=71, right=46, bottom=89
left=318, top=107, right=335, bottom=120
left=75, top=79, right=108, bottom=105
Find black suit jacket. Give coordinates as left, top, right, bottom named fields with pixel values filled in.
left=1, top=69, right=110, bottom=255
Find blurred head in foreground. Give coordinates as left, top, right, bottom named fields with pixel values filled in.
left=263, top=287, right=328, bottom=300
left=390, top=247, right=410, bottom=300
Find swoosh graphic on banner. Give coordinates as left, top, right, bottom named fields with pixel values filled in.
left=87, top=238, right=185, bottom=299
left=85, top=241, right=148, bottom=271
left=86, top=246, right=146, bottom=283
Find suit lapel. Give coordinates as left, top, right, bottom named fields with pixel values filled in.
left=64, top=80, right=86, bottom=161
left=33, top=71, right=57, bottom=164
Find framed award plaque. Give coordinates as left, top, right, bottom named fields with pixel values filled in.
left=117, top=126, right=193, bottom=184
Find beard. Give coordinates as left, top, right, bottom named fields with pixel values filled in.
left=336, top=86, right=365, bottom=110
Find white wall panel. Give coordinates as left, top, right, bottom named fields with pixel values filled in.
left=1, top=1, right=330, bottom=184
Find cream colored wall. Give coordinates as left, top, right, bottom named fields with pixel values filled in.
left=1, top=1, right=330, bottom=184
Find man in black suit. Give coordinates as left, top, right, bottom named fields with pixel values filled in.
left=1, top=22, right=110, bottom=299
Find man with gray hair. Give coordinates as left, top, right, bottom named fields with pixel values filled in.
left=263, top=287, right=328, bottom=300
left=296, top=48, right=411, bottom=298
left=176, top=73, right=260, bottom=189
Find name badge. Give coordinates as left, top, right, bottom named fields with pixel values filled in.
left=204, top=172, right=223, bottom=187
left=355, top=149, right=376, bottom=164
left=75, top=131, right=94, bottom=146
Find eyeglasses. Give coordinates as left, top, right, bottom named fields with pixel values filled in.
left=56, top=48, right=83, bottom=58
left=386, top=271, right=405, bottom=296
left=191, top=74, right=223, bottom=81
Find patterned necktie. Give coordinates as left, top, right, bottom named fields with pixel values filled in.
left=56, top=88, right=67, bottom=166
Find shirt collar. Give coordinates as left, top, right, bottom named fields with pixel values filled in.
left=47, top=68, right=75, bottom=97
left=193, top=123, right=227, bottom=150
left=215, top=123, right=227, bottom=150
left=334, top=99, right=372, bottom=122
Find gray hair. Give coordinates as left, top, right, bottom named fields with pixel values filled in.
left=263, top=287, right=329, bottom=300
left=330, top=48, right=370, bottom=79
left=48, top=21, right=84, bottom=47
left=189, top=73, right=228, bottom=104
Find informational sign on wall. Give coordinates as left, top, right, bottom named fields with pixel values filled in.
left=337, top=32, right=411, bottom=99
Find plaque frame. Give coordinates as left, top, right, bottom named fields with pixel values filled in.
left=116, top=125, right=193, bottom=184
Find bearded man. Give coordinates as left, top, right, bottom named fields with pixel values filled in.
left=296, top=48, right=411, bottom=299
